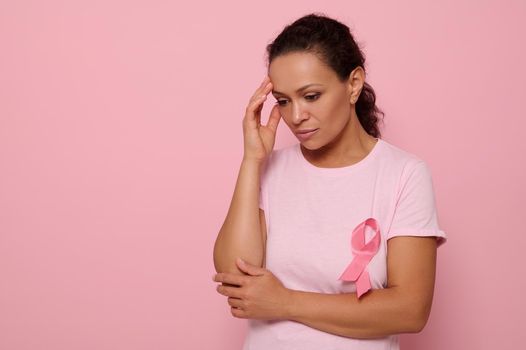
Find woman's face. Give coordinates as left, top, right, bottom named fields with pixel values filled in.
left=268, top=51, right=357, bottom=150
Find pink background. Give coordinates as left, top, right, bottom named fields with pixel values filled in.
left=1, top=1, right=524, bottom=349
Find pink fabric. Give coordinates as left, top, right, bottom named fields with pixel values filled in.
left=338, top=217, right=381, bottom=299
left=244, top=138, right=447, bottom=350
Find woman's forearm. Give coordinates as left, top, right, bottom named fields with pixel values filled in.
left=213, top=157, right=266, bottom=274
left=283, top=287, right=424, bottom=339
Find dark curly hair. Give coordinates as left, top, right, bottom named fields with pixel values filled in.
left=265, top=13, right=384, bottom=138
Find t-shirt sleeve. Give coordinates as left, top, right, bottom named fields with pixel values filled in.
left=387, top=160, right=447, bottom=248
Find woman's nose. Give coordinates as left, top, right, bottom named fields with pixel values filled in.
left=291, top=104, right=309, bottom=124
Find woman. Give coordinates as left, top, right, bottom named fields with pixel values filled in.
left=213, top=13, right=447, bottom=349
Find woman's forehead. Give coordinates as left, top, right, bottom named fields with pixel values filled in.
left=269, top=55, right=337, bottom=93
left=269, top=52, right=325, bottom=74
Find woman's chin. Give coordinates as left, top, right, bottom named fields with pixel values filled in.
left=299, top=141, right=323, bottom=151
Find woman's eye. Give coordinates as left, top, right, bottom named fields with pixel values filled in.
left=276, top=94, right=319, bottom=106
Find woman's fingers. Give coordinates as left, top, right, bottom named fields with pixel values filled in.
left=250, top=76, right=269, bottom=101
left=242, top=77, right=277, bottom=161
left=258, top=76, right=270, bottom=89
left=250, top=77, right=271, bottom=104
left=227, top=297, right=244, bottom=309
left=265, top=104, right=282, bottom=132
left=246, top=79, right=272, bottom=116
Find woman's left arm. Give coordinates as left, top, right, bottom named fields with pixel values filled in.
left=284, top=235, right=438, bottom=339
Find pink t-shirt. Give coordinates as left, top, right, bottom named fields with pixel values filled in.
left=243, top=137, right=447, bottom=350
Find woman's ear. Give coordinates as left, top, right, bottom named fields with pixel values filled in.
left=347, top=66, right=365, bottom=104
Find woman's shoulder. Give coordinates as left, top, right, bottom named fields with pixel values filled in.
left=266, top=143, right=298, bottom=165
left=378, top=138, right=428, bottom=170
left=259, top=143, right=299, bottom=180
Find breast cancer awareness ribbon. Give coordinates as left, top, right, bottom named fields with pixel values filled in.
left=338, top=217, right=381, bottom=299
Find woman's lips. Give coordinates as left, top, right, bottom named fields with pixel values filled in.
left=295, top=128, right=319, bottom=141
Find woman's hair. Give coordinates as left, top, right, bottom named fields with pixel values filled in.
left=265, top=13, right=384, bottom=138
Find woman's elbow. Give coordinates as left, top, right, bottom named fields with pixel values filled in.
left=408, top=301, right=432, bottom=333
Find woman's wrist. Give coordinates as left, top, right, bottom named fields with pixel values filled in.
left=282, top=288, right=300, bottom=321
left=242, top=155, right=266, bottom=167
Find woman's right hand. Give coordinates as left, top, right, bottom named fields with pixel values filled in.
left=242, top=76, right=282, bottom=163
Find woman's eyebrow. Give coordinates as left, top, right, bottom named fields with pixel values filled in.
left=272, top=83, right=323, bottom=96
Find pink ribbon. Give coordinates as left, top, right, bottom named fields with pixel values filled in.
left=338, top=217, right=381, bottom=299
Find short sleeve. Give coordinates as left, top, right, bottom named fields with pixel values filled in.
left=387, top=160, right=447, bottom=248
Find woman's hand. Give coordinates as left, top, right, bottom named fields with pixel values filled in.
left=213, top=257, right=293, bottom=320
left=242, top=76, right=282, bottom=163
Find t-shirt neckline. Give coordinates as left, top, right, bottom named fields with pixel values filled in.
left=295, top=138, right=383, bottom=176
